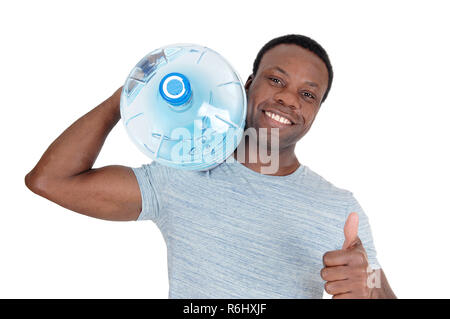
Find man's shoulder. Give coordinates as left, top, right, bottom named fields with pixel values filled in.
left=302, top=165, right=353, bottom=199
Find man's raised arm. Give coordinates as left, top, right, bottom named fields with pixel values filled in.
left=25, top=86, right=142, bottom=221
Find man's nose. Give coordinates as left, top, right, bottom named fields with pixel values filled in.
left=274, top=88, right=300, bottom=110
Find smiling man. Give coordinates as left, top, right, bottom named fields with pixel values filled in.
left=25, top=34, right=396, bottom=299
left=234, top=38, right=329, bottom=175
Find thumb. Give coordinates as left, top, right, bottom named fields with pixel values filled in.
left=342, top=212, right=359, bottom=249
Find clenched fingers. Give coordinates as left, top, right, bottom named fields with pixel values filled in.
left=324, top=279, right=352, bottom=295
left=320, top=265, right=350, bottom=281
left=322, top=249, right=368, bottom=267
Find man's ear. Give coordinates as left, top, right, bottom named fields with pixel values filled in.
left=244, top=74, right=254, bottom=92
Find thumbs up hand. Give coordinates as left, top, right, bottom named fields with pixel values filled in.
left=320, top=212, right=375, bottom=299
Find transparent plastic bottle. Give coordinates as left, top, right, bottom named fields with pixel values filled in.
left=120, top=43, right=247, bottom=171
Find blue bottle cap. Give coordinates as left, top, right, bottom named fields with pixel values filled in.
left=159, top=72, right=192, bottom=106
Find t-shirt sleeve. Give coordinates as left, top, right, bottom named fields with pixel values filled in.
left=131, top=161, right=172, bottom=222
left=340, top=193, right=382, bottom=270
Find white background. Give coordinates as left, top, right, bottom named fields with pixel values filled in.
left=1, top=0, right=449, bottom=298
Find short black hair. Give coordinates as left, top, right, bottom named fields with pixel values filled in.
left=252, top=34, right=333, bottom=104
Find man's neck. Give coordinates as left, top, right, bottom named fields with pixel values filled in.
left=232, top=142, right=300, bottom=176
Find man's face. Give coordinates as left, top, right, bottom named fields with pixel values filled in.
left=244, top=44, right=329, bottom=150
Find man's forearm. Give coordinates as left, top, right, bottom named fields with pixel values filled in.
left=25, top=86, right=123, bottom=184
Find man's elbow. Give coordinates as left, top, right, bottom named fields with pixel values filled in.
left=25, top=170, right=49, bottom=196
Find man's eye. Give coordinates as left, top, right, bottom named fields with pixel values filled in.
left=301, top=91, right=315, bottom=99
left=269, top=77, right=282, bottom=85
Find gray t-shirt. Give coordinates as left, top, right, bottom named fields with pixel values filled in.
left=131, top=156, right=380, bottom=299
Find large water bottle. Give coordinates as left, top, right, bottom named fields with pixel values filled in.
left=120, top=43, right=247, bottom=171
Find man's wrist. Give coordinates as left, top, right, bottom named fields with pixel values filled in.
left=370, top=286, right=397, bottom=299
left=106, top=86, right=123, bottom=123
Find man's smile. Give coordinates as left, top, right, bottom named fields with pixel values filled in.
left=260, top=109, right=303, bottom=130
left=262, top=110, right=293, bottom=128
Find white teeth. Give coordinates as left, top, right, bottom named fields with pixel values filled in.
left=265, top=111, right=292, bottom=125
